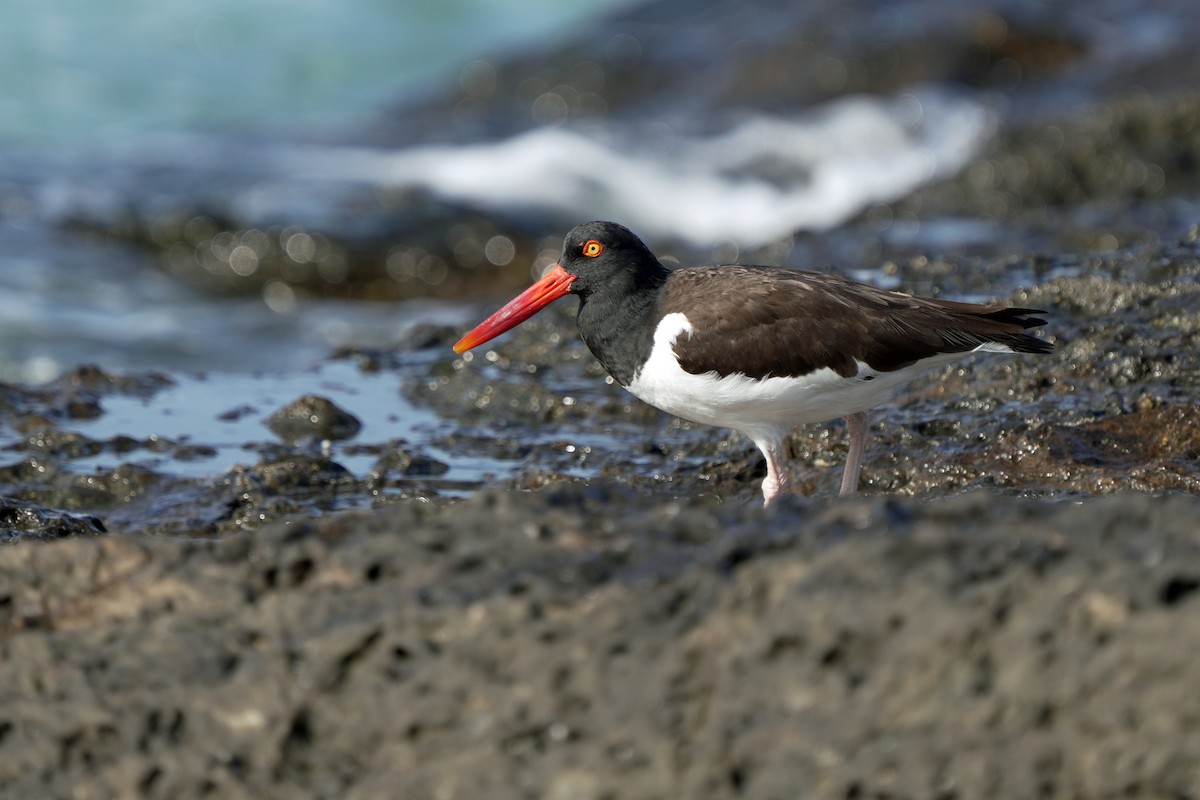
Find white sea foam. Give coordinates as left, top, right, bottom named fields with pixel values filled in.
left=275, top=88, right=994, bottom=247
left=18, top=88, right=994, bottom=252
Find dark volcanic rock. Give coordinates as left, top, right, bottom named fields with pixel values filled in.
left=265, top=395, right=363, bottom=443
left=367, top=0, right=1198, bottom=147
left=1, top=364, right=173, bottom=436
left=0, top=497, right=106, bottom=540
left=85, top=207, right=550, bottom=303
left=903, top=93, right=1200, bottom=221
left=2, top=489, right=1199, bottom=798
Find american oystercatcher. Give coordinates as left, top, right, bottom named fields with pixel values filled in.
left=454, top=221, right=1052, bottom=504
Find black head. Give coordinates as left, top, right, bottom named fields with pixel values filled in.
left=558, top=221, right=670, bottom=299
left=453, top=221, right=668, bottom=355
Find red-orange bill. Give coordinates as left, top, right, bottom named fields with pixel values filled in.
left=453, top=263, right=577, bottom=354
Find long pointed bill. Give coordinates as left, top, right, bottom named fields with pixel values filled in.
left=453, top=263, right=576, bottom=354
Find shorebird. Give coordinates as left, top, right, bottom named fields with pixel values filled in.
left=455, top=221, right=1051, bottom=504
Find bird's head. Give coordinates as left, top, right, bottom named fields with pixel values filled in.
left=453, top=221, right=664, bottom=354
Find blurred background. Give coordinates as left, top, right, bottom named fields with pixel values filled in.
left=3, top=0, right=1199, bottom=383
left=0, top=0, right=628, bottom=381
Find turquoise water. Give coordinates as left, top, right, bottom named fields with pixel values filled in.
left=0, top=0, right=627, bottom=148
left=0, top=0, right=629, bottom=383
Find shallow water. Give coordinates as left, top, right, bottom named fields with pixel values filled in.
left=0, top=221, right=472, bottom=381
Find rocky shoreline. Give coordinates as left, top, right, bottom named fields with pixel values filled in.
left=5, top=0, right=1200, bottom=796
left=10, top=227, right=1199, bottom=540
left=3, top=222, right=1199, bottom=798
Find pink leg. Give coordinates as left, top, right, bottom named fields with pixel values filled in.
left=839, top=411, right=870, bottom=497
left=755, top=439, right=790, bottom=506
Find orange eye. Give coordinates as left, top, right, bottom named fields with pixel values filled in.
left=581, top=240, right=604, bottom=257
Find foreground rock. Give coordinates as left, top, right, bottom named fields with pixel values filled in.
left=2, top=487, right=1198, bottom=799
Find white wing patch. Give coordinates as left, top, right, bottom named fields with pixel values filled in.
left=971, top=342, right=1015, bottom=354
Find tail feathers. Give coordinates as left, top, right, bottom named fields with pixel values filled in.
left=978, top=307, right=1053, bottom=354
left=987, top=332, right=1055, bottom=355
left=979, top=306, right=1050, bottom=329
left=1008, top=333, right=1055, bottom=354
left=931, top=306, right=1054, bottom=355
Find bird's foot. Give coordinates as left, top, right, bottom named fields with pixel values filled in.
left=761, top=467, right=790, bottom=506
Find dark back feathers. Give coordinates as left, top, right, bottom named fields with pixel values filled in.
left=662, top=267, right=1051, bottom=380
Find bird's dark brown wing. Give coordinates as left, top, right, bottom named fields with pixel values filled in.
left=661, top=267, right=1051, bottom=380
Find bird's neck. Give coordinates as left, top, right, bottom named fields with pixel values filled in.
left=576, top=267, right=669, bottom=386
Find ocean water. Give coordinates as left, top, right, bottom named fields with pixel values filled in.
left=0, top=0, right=1011, bottom=386
left=0, top=0, right=627, bottom=382
left=0, top=0, right=626, bottom=148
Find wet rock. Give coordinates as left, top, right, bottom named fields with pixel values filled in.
left=993, top=405, right=1200, bottom=494
left=0, top=497, right=106, bottom=540
left=371, top=446, right=450, bottom=478
left=0, top=365, right=173, bottom=435
left=18, top=430, right=105, bottom=460
left=905, top=93, right=1200, bottom=220
left=409, top=305, right=655, bottom=430
left=0, top=459, right=165, bottom=514
left=364, top=0, right=1173, bottom=148
left=205, top=455, right=362, bottom=531
left=265, top=395, right=363, bottom=443
left=74, top=205, right=549, bottom=303
left=250, top=454, right=357, bottom=491
left=216, top=403, right=258, bottom=422
left=52, top=364, right=175, bottom=398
